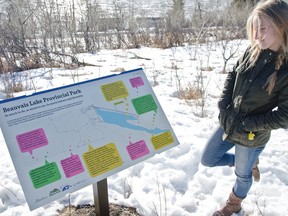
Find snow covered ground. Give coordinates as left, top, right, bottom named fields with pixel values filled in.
left=0, top=39, right=288, bottom=216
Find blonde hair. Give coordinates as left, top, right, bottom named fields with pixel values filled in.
left=246, top=0, right=288, bottom=94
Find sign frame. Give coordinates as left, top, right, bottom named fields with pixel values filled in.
left=0, top=68, right=179, bottom=210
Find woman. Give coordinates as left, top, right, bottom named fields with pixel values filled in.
left=200, top=0, right=288, bottom=215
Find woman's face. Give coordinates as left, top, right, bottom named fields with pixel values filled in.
left=253, top=15, right=281, bottom=52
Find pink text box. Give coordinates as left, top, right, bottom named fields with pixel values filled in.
left=129, top=77, right=144, bottom=88
left=126, top=140, right=150, bottom=160
left=16, top=128, right=48, bottom=155
left=61, top=154, right=85, bottom=178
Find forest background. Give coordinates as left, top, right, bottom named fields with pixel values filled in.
left=0, top=0, right=260, bottom=93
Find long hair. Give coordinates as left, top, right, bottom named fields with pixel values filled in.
left=246, top=0, right=288, bottom=94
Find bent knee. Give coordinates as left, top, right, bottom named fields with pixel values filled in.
left=201, top=157, right=216, bottom=167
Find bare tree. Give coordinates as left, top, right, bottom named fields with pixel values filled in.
left=0, top=0, right=38, bottom=71
left=164, top=0, right=185, bottom=47
left=78, top=0, right=110, bottom=52
left=0, top=0, right=253, bottom=75
left=220, top=39, right=242, bottom=73
left=233, top=0, right=260, bottom=8
left=112, top=0, right=127, bottom=49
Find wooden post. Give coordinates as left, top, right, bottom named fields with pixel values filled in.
left=93, top=178, right=109, bottom=216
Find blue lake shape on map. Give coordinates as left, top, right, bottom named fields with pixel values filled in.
left=95, top=107, right=167, bottom=135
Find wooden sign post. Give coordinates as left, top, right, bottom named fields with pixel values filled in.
left=93, top=178, right=109, bottom=215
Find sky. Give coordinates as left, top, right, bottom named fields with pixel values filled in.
left=0, top=39, right=288, bottom=216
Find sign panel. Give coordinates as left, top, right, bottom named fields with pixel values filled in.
left=0, top=68, right=179, bottom=210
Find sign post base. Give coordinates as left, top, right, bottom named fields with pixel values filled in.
left=93, top=178, right=109, bottom=216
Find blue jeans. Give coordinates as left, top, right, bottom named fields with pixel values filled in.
left=201, top=126, right=265, bottom=199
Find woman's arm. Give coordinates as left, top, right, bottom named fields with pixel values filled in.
left=244, top=81, right=288, bottom=131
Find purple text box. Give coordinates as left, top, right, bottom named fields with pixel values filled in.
left=130, top=77, right=144, bottom=88
left=16, top=128, right=48, bottom=155
left=126, top=140, right=150, bottom=160
left=61, top=154, right=85, bottom=178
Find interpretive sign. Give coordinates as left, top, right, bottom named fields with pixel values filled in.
left=0, top=68, right=179, bottom=210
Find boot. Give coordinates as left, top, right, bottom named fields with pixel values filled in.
left=252, top=159, right=260, bottom=182
left=212, top=192, right=243, bottom=216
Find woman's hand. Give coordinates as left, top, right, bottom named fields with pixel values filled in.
left=218, top=106, right=237, bottom=134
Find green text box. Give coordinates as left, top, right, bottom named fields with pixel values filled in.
left=29, top=161, right=61, bottom=189
left=132, top=94, right=158, bottom=115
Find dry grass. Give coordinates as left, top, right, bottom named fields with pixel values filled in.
left=57, top=203, right=141, bottom=216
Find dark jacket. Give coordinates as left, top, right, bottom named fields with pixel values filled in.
left=218, top=47, right=288, bottom=147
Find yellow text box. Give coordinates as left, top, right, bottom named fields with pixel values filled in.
left=82, top=143, right=123, bottom=177
left=100, top=81, right=128, bottom=101
left=151, top=131, right=174, bottom=150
